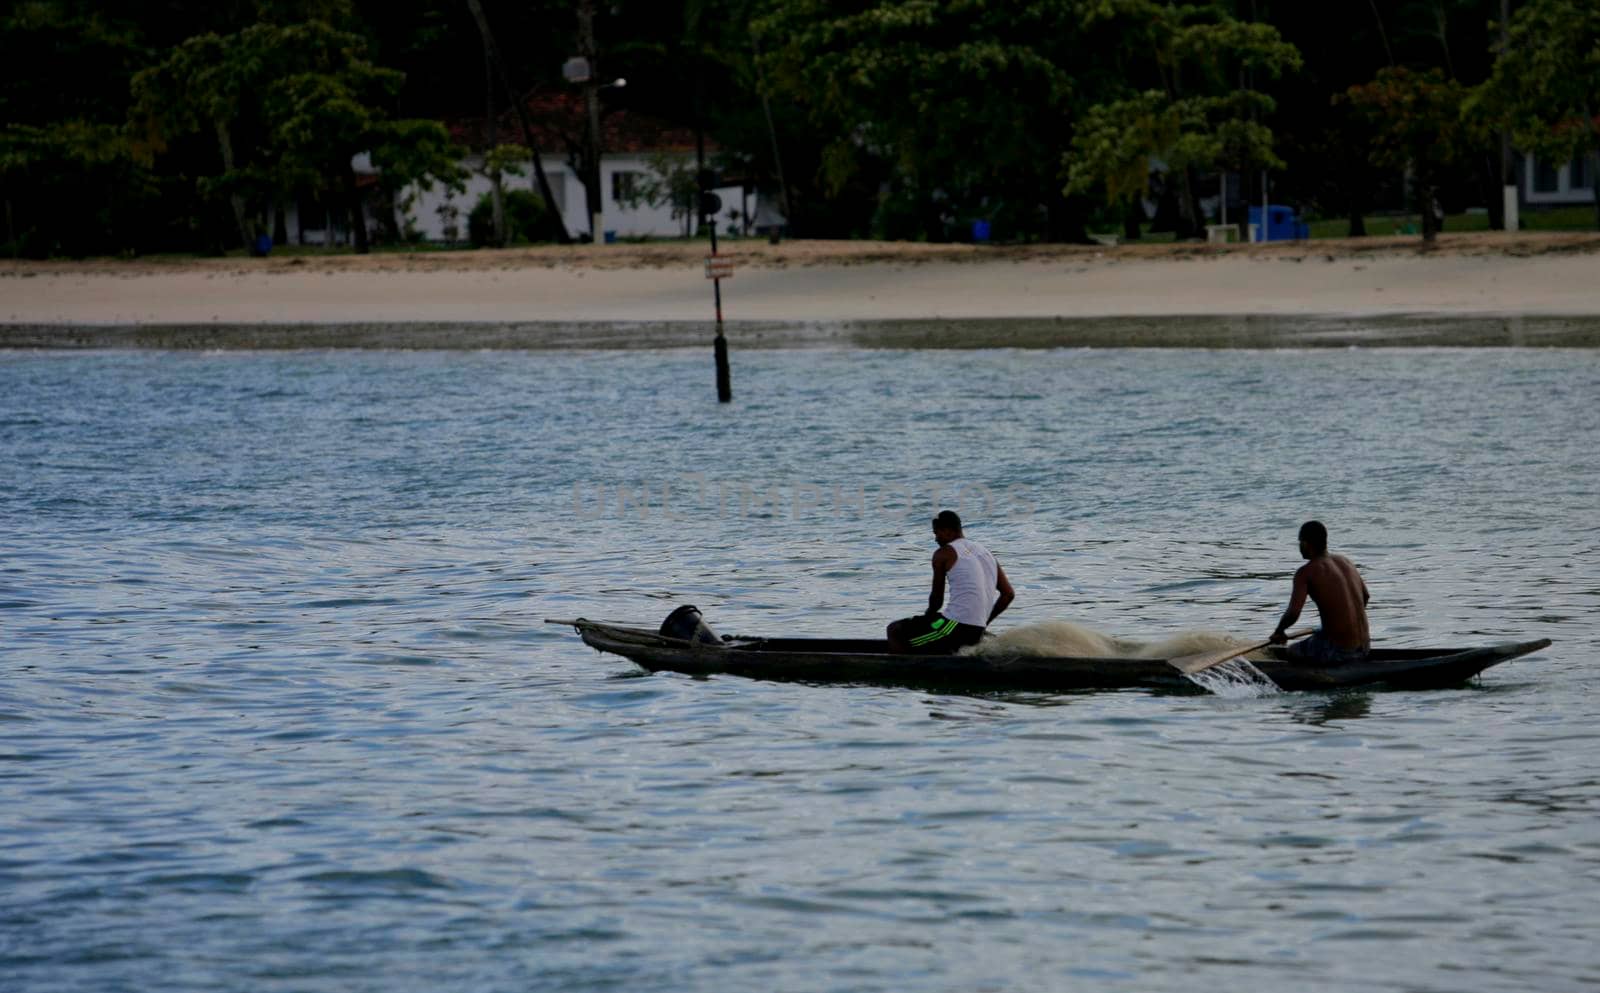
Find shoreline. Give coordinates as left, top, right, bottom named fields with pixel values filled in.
left=5, top=230, right=1599, bottom=273
left=5, top=233, right=1600, bottom=340
left=3, top=314, right=1597, bottom=350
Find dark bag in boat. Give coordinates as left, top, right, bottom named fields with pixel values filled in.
left=660, top=605, right=720, bottom=645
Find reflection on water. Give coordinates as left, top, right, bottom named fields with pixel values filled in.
left=1286, top=691, right=1374, bottom=725
left=0, top=346, right=1596, bottom=993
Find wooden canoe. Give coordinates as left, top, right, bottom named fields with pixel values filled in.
left=554, top=619, right=1550, bottom=693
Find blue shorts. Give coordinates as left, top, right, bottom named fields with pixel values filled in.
left=1288, top=630, right=1368, bottom=664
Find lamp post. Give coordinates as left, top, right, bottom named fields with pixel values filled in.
left=563, top=55, right=625, bottom=244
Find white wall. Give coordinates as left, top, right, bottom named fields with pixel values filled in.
left=601, top=154, right=687, bottom=238
left=399, top=152, right=751, bottom=242
left=400, top=157, right=572, bottom=242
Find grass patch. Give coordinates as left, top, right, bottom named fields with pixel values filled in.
left=1091, top=204, right=1596, bottom=243
left=1307, top=205, right=1596, bottom=238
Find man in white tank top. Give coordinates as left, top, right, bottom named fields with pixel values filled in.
left=887, top=510, right=1015, bottom=654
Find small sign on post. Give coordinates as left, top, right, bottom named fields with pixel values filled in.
left=704, top=256, right=735, bottom=280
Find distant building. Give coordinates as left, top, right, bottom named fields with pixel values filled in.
left=1523, top=151, right=1598, bottom=207
left=402, top=93, right=755, bottom=242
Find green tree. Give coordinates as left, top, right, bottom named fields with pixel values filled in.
left=130, top=30, right=273, bottom=249
left=263, top=22, right=462, bottom=253
left=1258, top=2, right=1512, bottom=236
left=131, top=20, right=462, bottom=253
left=1477, top=0, right=1600, bottom=229
left=1346, top=66, right=1470, bottom=242
left=754, top=0, right=1096, bottom=241
left=0, top=121, right=153, bottom=257
left=0, top=1, right=152, bottom=256
left=1065, top=2, right=1300, bottom=239
left=467, top=188, right=551, bottom=245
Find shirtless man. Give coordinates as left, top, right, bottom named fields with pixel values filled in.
left=887, top=510, right=1015, bottom=654
left=1270, top=520, right=1371, bottom=663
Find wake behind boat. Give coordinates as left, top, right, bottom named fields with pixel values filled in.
left=549, top=610, right=1551, bottom=694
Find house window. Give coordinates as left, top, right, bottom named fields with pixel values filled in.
left=611, top=170, right=643, bottom=204
left=1570, top=154, right=1591, bottom=192
left=1533, top=158, right=1560, bottom=194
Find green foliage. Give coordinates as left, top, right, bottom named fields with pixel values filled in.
left=0, top=121, right=159, bottom=257
left=1475, top=0, right=1600, bottom=226
left=129, top=19, right=462, bottom=250
left=755, top=0, right=1300, bottom=241
left=374, top=119, right=468, bottom=199
left=1308, top=205, right=1597, bottom=239
left=1346, top=67, right=1470, bottom=177
left=869, top=187, right=933, bottom=242
left=1345, top=67, right=1470, bottom=240
left=755, top=0, right=1090, bottom=238
left=2, top=0, right=1592, bottom=251
left=1065, top=2, right=1299, bottom=215
left=0, top=2, right=157, bottom=256
left=1479, top=0, right=1600, bottom=148
left=479, top=145, right=528, bottom=181
left=467, top=189, right=551, bottom=246
left=0, top=2, right=143, bottom=127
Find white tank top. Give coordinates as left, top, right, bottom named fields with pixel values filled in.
left=944, top=537, right=998, bottom=628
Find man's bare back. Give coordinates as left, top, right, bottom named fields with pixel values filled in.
left=1297, top=554, right=1370, bottom=650
left=1271, top=521, right=1371, bottom=656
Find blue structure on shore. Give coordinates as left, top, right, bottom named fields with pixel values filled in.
left=1248, top=204, right=1308, bottom=242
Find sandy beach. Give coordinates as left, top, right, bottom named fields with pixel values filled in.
left=3, top=232, right=1599, bottom=347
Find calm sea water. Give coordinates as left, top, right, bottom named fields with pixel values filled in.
left=2, top=344, right=1598, bottom=993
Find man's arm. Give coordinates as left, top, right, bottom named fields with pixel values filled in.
left=1270, top=568, right=1309, bottom=644
left=988, top=561, right=1015, bottom=624
left=927, top=546, right=955, bottom=615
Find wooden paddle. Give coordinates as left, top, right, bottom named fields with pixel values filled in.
left=1168, top=628, right=1314, bottom=676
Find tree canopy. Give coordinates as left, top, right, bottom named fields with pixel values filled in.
left=1065, top=2, right=1301, bottom=238
left=1346, top=66, right=1473, bottom=241
left=754, top=0, right=1095, bottom=240
left=2, top=0, right=1596, bottom=257
left=129, top=19, right=461, bottom=252
left=1476, top=0, right=1600, bottom=225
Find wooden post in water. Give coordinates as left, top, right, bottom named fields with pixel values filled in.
left=713, top=247, right=732, bottom=402
left=696, top=120, right=732, bottom=403
left=709, top=212, right=731, bottom=403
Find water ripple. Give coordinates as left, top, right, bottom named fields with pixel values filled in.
left=0, top=347, right=1596, bottom=993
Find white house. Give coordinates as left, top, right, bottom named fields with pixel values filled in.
left=402, top=151, right=747, bottom=242
left=1524, top=151, right=1598, bottom=207
left=400, top=94, right=758, bottom=243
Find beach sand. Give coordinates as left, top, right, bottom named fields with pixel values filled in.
left=3, top=232, right=1599, bottom=347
